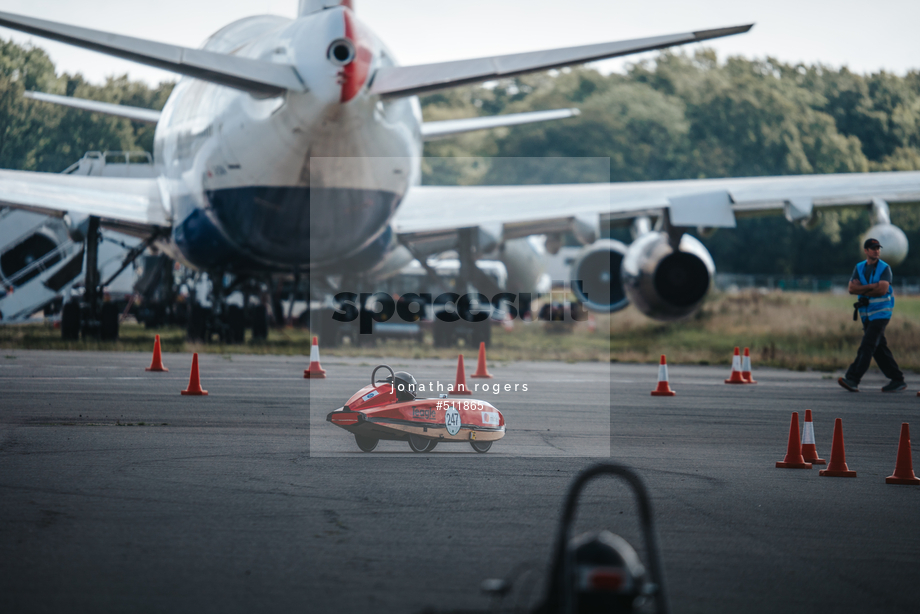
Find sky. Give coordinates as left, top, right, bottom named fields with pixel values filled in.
left=1, top=0, right=918, bottom=86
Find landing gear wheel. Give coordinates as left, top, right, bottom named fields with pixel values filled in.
left=251, top=305, right=268, bottom=340
left=433, top=319, right=454, bottom=348
left=318, top=308, right=344, bottom=348
left=100, top=302, right=119, bottom=341
left=227, top=305, right=245, bottom=344
left=188, top=304, right=206, bottom=342
left=61, top=301, right=81, bottom=340
left=471, top=320, right=491, bottom=348
left=470, top=440, right=492, bottom=453
left=408, top=434, right=435, bottom=453
left=355, top=435, right=379, bottom=452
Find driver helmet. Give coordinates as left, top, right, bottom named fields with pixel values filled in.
left=570, top=530, right=646, bottom=613
left=393, top=371, right=418, bottom=402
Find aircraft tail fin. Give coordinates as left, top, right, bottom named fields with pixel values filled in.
left=0, top=11, right=305, bottom=97
left=371, top=24, right=752, bottom=99
left=298, top=0, right=353, bottom=16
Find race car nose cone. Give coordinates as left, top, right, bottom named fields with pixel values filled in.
left=328, top=409, right=363, bottom=426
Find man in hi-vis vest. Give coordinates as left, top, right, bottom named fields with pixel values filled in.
left=838, top=238, right=906, bottom=392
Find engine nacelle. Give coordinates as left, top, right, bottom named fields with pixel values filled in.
left=570, top=239, right=630, bottom=313
left=863, top=224, right=908, bottom=266
left=621, top=232, right=715, bottom=321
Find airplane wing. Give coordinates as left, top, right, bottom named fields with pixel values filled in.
left=24, top=91, right=162, bottom=124
left=421, top=108, right=580, bottom=141
left=0, top=11, right=304, bottom=96
left=371, top=25, right=752, bottom=99
left=394, top=172, right=920, bottom=240
left=0, top=170, right=170, bottom=236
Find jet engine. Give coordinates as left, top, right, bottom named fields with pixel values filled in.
left=570, top=239, right=630, bottom=313
left=621, top=232, right=715, bottom=321
left=862, top=223, right=909, bottom=266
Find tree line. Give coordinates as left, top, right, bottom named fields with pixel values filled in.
left=2, top=39, right=920, bottom=275
left=0, top=39, right=171, bottom=173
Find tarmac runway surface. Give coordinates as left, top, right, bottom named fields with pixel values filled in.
left=1, top=350, right=919, bottom=613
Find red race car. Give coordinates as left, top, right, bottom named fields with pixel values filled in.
left=326, top=365, right=506, bottom=453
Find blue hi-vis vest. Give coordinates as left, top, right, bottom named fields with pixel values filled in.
left=857, top=259, right=894, bottom=321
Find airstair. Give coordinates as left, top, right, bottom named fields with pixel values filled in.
left=0, top=152, right=155, bottom=323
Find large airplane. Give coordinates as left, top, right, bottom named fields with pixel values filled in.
left=1, top=0, right=918, bottom=341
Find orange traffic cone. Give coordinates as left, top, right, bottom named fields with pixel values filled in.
left=470, top=342, right=493, bottom=379
left=800, top=409, right=826, bottom=465
left=725, top=347, right=746, bottom=384
left=145, top=334, right=168, bottom=372
left=819, top=418, right=856, bottom=477
left=180, top=353, right=208, bottom=396
left=651, top=355, right=676, bottom=396
left=304, top=336, right=326, bottom=379
left=741, top=347, right=756, bottom=384
left=776, top=412, right=812, bottom=468
left=449, top=354, right=473, bottom=395
left=886, top=423, right=920, bottom=485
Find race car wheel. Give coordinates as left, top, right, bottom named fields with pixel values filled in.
left=408, top=434, right=434, bottom=453
left=470, top=440, right=492, bottom=453
left=427, top=440, right=438, bottom=452
left=355, top=435, right=379, bottom=452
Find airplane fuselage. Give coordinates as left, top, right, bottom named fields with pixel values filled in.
left=153, top=7, right=422, bottom=274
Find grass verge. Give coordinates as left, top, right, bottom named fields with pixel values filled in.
left=2, top=291, right=919, bottom=372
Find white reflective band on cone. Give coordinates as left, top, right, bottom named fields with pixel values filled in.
left=658, top=364, right=668, bottom=382
left=310, top=344, right=320, bottom=362
left=732, top=355, right=741, bottom=370
left=742, top=355, right=751, bottom=371
left=802, top=421, right=815, bottom=445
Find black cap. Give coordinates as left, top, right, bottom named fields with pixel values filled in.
left=864, top=238, right=882, bottom=249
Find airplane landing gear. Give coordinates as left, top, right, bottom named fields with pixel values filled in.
left=61, top=216, right=162, bottom=341
left=61, top=300, right=80, bottom=340
left=185, top=273, right=270, bottom=344
left=60, top=216, right=118, bottom=341
left=58, top=216, right=109, bottom=341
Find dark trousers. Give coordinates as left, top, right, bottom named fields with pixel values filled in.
left=846, top=318, right=903, bottom=383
